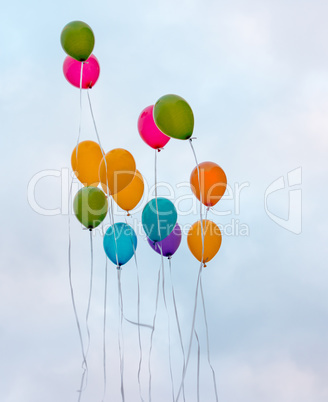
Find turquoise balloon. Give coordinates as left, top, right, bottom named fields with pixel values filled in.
left=142, top=198, right=178, bottom=242
left=103, top=222, right=137, bottom=267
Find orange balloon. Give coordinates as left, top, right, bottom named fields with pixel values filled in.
left=71, top=140, right=104, bottom=186
left=190, top=162, right=227, bottom=207
left=99, top=148, right=136, bottom=195
left=112, top=170, right=144, bottom=214
left=187, top=220, right=222, bottom=265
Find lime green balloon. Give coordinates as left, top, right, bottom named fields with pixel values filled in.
left=153, top=94, right=194, bottom=140
left=61, top=21, right=95, bottom=62
left=73, top=187, right=108, bottom=229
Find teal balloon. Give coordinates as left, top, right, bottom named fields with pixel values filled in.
left=153, top=94, right=194, bottom=140
left=61, top=21, right=95, bottom=61
left=103, top=222, right=137, bottom=267
left=142, top=198, right=177, bottom=242
left=73, top=187, right=108, bottom=229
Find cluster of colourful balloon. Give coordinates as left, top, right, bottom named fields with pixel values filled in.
left=71, top=142, right=144, bottom=267
left=61, top=21, right=100, bottom=89
left=62, top=20, right=227, bottom=269
left=61, top=21, right=143, bottom=268
left=70, top=142, right=179, bottom=264
left=61, top=21, right=227, bottom=402
left=138, top=94, right=227, bottom=266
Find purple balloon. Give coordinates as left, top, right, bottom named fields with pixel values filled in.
left=147, top=223, right=182, bottom=257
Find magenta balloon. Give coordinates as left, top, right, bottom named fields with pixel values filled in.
left=147, top=223, right=182, bottom=257
left=63, top=54, right=100, bottom=89
left=138, top=105, right=170, bottom=149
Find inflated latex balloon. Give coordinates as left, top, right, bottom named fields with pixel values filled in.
left=138, top=105, right=170, bottom=149
left=63, top=54, right=100, bottom=89
left=153, top=94, right=194, bottom=140
left=99, top=148, right=136, bottom=195
left=147, top=223, right=181, bottom=257
left=73, top=187, right=108, bottom=229
left=103, top=222, right=137, bottom=267
left=112, top=170, right=144, bottom=214
left=60, top=21, right=95, bottom=61
left=190, top=162, right=227, bottom=207
left=187, top=220, right=222, bottom=265
left=71, top=140, right=104, bottom=186
left=142, top=198, right=177, bottom=242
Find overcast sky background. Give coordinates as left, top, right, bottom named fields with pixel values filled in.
left=1, top=0, right=328, bottom=401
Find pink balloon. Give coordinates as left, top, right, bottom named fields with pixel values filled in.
left=63, top=54, right=100, bottom=89
left=138, top=105, right=170, bottom=149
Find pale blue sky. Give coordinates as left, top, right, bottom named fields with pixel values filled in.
left=0, top=0, right=327, bottom=401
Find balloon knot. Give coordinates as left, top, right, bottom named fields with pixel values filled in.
left=116, top=265, right=122, bottom=271
left=168, top=256, right=172, bottom=260
left=127, top=212, right=131, bottom=217
left=203, top=263, right=207, bottom=268
left=189, top=137, right=197, bottom=141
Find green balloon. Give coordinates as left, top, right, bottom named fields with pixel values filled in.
left=153, top=94, right=194, bottom=140
left=73, top=187, right=108, bottom=229
left=61, top=21, right=95, bottom=62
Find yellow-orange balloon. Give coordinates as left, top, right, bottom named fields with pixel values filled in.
left=113, top=170, right=144, bottom=214
left=99, top=148, right=136, bottom=195
left=190, top=162, right=227, bottom=207
left=187, top=220, right=222, bottom=265
left=71, top=140, right=104, bottom=186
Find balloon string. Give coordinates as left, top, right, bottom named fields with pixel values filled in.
left=123, top=317, right=153, bottom=329
left=189, top=139, right=205, bottom=261
left=150, top=148, right=160, bottom=402
left=194, top=330, right=201, bottom=402
left=154, top=149, right=161, bottom=246
left=85, top=230, right=94, bottom=360
left=109, top=198, right=120, bottom=269
left=87, top=89, right=120, bottom=269
left=75, top=62, right=84, bottom=161
left=204, top=208, right=209, bottom=224
left=148, top=263, right=161, bottom=402
left=114, top=221, right=152, bottom=331
left=86, top=89, right=106, bottom=162
left=87, top=87, right=118, bottom=402
left=154, top=150, right=175, bottom=400
left=87, top=88, right=113, bottom=233
left=101, top=227, right=108, bottom=402
left=86, top=88, right=109, bottom=206
left=159, top=246, right=175, bottom=401
left=154, top=148, right=161, bottom=240
left=68, top=178, right=88, bottom=401
left=168, top=258, right=186, bottom=402
left=117, top=268, right=125, bottom=402
left=124, top=217, right=145, bottom=402
left=69, top=62, right=88, bottom=400
left=175, top=139, right=205, bottom=401
left=175, top=262, right=202, bottom=402
left=88, top=97, right=121, bottom=402
left=154, top=149, right=158, bottom=200
left=200, top=277, right=218, bottom=401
